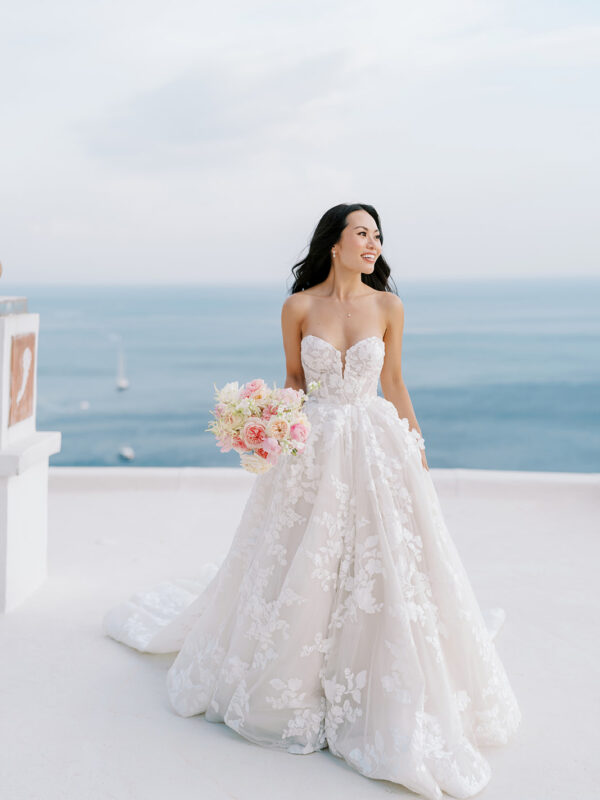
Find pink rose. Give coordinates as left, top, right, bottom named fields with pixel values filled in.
left=262, top=436, right=282, bottom=464
left=232, top=434, right=247, bottom=454
left=280, top=387, right=301, bottom=405
left=261, top=404, right=278, bottom=420
left=241, top=378, right=266, bottom=399
left=241, top=417, right=267, bottom=448
left=290, top=421, right=309, bottom=444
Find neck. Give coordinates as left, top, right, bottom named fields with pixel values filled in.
left=322, top=263, right=366, bottom=301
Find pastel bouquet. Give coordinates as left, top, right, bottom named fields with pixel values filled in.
left=207, top=378, right=319, bottom=474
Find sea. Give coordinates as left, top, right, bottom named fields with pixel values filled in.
left=3, top=278, right=599, bottom=472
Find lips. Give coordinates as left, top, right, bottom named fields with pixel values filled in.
left=361, top=253, right=376, bottom=262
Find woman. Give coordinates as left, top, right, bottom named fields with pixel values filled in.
left=103, top=203, right=521, bottom=800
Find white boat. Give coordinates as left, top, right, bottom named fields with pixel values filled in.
left=118, top=445, right=135, bottom=461
left=116, top=346, right=129, bottom=391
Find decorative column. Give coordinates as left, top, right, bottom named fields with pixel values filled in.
left=0, top=293, right=61, bottom=612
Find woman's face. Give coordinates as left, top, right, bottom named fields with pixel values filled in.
left=334, top=209, right=382, bottom=275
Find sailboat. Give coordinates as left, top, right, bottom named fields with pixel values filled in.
left=116, top=345, right=129, bottom=391
left=118, top=445, right=135, bottom=461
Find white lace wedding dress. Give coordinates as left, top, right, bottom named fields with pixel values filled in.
left=103, top=334, right=521, bottom=800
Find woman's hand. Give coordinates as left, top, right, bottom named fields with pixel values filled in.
left=409, top=427, right=428, bottom=471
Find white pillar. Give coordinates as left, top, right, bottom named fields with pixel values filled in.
left=0, top=298, right=61, bottom=613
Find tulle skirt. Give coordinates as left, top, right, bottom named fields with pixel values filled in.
left=103, top=396, right=521, bottom=800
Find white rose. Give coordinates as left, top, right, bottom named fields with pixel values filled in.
left=240, top=453, right=272, bottom=474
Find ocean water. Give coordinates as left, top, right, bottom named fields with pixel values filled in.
left=3, top=279, right=599, bottom=472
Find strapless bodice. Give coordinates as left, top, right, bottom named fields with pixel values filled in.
left=300, top=334, right=385, bottom=406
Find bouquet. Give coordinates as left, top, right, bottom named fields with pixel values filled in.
left=207, top=378, right=319, bottom=474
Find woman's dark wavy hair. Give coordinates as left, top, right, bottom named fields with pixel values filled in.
left=289, top=203, right=397, bottom=294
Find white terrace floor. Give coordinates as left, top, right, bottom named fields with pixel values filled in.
left=1, top=467, right=599, bottom=800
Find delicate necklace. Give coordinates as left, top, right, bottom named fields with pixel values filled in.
left=344, top=297, right=367, bottom=317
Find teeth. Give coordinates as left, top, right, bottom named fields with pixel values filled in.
left=362, top=254, right=375, bottom=261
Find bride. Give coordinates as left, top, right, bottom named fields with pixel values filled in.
left=103, top=203, right=521, bottom=800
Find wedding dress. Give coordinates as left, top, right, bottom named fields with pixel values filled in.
left=103, top=334, right=521, bottom=800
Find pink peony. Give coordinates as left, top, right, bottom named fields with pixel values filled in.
left=262, top=436, right=282, bottom=464
left=241, top=417, right=267, bottom=448
left=240, top=378, right=266, bottom=399
left=290, top=421, right=309, bottom=444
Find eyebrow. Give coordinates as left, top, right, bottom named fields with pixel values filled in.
left=353, top=225, right=380, bottom=233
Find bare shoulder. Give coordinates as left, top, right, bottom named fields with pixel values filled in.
left=281, top=292, right=314, bottom=340
left=281, top=290, right=312, bottom=321
left=377, top=291, right=404, bottom=328
left=378, top=291, right=403, bottom=311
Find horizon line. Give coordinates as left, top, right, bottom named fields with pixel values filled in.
left=2, top=274, right=599, bottom=290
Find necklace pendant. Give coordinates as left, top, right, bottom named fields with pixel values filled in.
left=346, top=312, right=351, bottom=317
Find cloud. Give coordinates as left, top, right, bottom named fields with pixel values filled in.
left=82, top=48, right=362, bottom=169
left=1, top=0, right=599, bottom=283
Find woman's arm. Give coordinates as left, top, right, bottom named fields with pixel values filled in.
left=379, top=294, right=429, bottom=470
left=280, top=293, right=308, bottom=391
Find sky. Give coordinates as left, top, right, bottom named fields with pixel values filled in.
left=1, top=0, right=599, bottom=285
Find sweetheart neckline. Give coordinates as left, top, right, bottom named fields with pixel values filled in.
left=301, top=334, right=385, bottom=379
left=301, top=333, right=385, bottom=358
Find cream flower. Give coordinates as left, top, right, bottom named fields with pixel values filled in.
left=267, top=417, right=290, bottom=440
left=217, top=381, right=240, bottom=403
left=240, top=453, right=272, bottom=474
